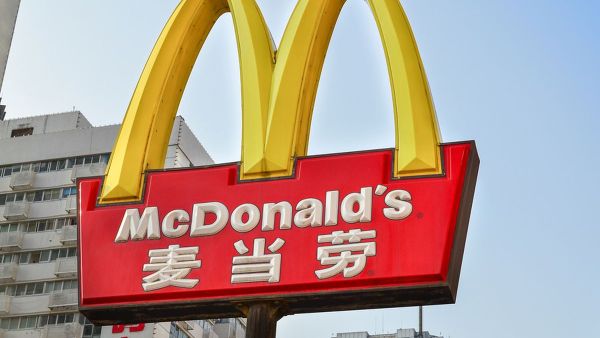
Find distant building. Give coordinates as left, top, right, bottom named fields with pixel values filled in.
left=333, top=328, right=442, bottom=338
left=101, top=318, right=246, bottom=338
left=0, top=111, right=245, bottom=337
left=0, top=0, right=20, bottom=96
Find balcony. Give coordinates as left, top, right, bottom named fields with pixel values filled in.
left=9, top=170, right=36, bottom=190
left=0, top=231, right=24, bottom=252
left=0, top=262, right=18, bottom=282
left=3, top=201, right=31, bottom=220
left=55, top=257, right=77, bottom=278
left=64, top=196, right=77, bottom=215
left=0, top=294, right=11, bottom=315
left=48, top=289, right=77, bottom=311
left=58, top=225, right=77, bottom=246
left=45, top=322, right=83, bottom=338
left=70, top=163, right=106, bottom=182
left=178, top=321, right=193, bottom=330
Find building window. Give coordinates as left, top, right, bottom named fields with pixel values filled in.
left=82, top=317, right=102, bottom=338
left=0, top=153, right=109, bottom=177
left=15, top=247, right=76, bottom=265
left=0, top=223, right=20, bottom=233
left=0, top=253, right=17, bottom=263
left=170, top=323, right=192, bottom=338
left=10, top=127, right=34, bottom=138
left=0, top=187, right=77, bottom=206
left=38, top=312, right=77, bottom=327
left=62, top=187, right=77, bottom=198
left=0, top=313, right=80, bottom=330
left=0, top=217, right=76, bottom=233
left=199, top=320, right=216, bottom=338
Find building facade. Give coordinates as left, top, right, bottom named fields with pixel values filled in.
left=0, top=111, right=245, bottom=337
left=100, top=318, right=246, bottom=338
left=0, top=0, right=21, bottom=121
left=0, top=0, right=20, bottom=95
left=333, top=328, right=442, bottom=338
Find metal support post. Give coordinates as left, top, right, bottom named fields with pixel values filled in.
left=245, top=303, right=281, bottom=338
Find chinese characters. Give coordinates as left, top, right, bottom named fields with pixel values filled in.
left=142, top=245, right=201, bottom=291
left=142, top=230, right=377, bottom=291
left=315, top=229, right=376, bottom=279
left=231, top=238, right=285, bottom=283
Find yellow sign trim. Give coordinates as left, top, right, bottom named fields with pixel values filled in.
left=100, top=0, right=441, bottom=204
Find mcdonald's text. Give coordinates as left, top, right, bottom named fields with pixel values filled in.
left=114, top=186, right=413, bottom=242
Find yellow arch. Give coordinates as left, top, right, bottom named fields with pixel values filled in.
left=262, top=0, right=441, bottom=179
left=100, top=0, right=441, bottom=204
left=100, top=0, right=275, bottom=203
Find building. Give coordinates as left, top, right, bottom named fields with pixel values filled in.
left=103, top=318, right=246, bottom=338
left=0, top=0, right=21, bottom=121
left=0, top=111, right=245, bottom=337
left=333, top=328, right=443, bottom=338
left=0, top=0, right=20, bottom=96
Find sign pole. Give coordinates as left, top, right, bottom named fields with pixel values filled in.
left=245, top=303, right=281, bottom=338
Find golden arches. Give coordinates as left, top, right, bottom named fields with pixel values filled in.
left=100, top=0, right=442, bottom=204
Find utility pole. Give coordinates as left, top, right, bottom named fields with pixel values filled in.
left=419, top=306, right=423, bottom=338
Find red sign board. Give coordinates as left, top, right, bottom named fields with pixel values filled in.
left=78, top=142, right=478, bottom=323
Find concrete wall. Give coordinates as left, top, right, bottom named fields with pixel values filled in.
left=0, top=169, right=76, bottom=193
left=0, top=111, right=92, bottom=139
left=334, top=329, right=442, bottom=338
left=16, top=261, right=58, bottom=282
left=20, top=231, right=63, bottom=251
left=0, top=0, right=20, bottom=93
left=0, top=127, right=115, bottom=165
left=335, top=332, right=369, bottom=338
left=213, top=320, right=245, bottom=338
left=0, top=199, right=72, bottom=222
left=168, top=116, right=213, bottom=167
left=0, top=114, right=212, bottom=168
left=5, top=328, right=46, bottom=338
left=8, top=294, right=50, bottom=315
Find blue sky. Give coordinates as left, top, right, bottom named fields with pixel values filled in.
left=2, top=1, right=599, bottom=337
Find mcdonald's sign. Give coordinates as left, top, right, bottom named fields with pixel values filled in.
left=78, top=0, right=479, bottom=324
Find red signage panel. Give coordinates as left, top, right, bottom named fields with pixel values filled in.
left=78, top=142, right=478, bottom=323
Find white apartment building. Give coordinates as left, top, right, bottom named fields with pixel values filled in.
left=0, top=0, right=20, bottom=94
left=0, top=0, right=21, bottom=121
left=0, top=111, right=246, bottom=338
